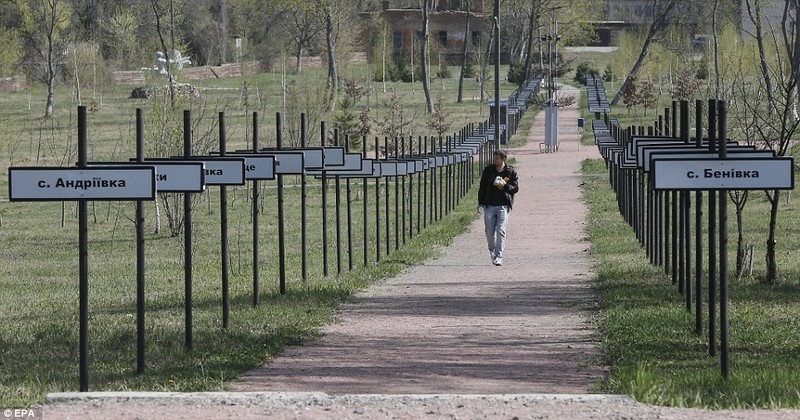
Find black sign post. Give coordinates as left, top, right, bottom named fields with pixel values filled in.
left=8, top=106, right=156, bottom=391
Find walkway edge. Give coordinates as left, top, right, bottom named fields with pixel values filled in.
left=45, top=391, right=636, bottom=404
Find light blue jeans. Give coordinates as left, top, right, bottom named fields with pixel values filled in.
left=483, top=205, right=510, bottom=258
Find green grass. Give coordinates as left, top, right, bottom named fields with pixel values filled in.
left=582, top=156, right=800, bottom=409
left=0, top=171, right=483, bottom=407
left=0, top=65, right=521, bottom=407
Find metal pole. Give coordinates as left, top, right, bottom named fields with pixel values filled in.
left=375, top=136, right=381, bottom=262
left=335, top=130, right=343, bottom=275
left=363, top=136, right=369, bottom=267
left=395, top=139, right=400, bottom=250
left=494, top=0, right=501, bottom=149
left=219, top=112, right=230, bottom=328
left=183, top=110, right=193, bottom=351
left=695, top=100, right=704, bottom=335
left=346, top=136, right=354, bottom=272
left=252, top=112, right=260, bottom=306
left=708, top=99, right=718, bottom=356
left=78, top=106, right=89, bottom=392
left=681, top=100, right=691, bottom=311
left=321, top=122, right=329, bottom=276
left=277, top=112, right=286, bottom=294
left=300, top=113, right=308, bottom=280
left=719, top=100, right=730, bottom=380
left=135, top=108, right=146, bottom=374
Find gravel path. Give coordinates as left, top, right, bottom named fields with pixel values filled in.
left=41, top=87, right=800, bottom=419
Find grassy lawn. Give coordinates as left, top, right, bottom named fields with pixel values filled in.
left=580, top=96, right=800, bottom=408
left=0, top=65, right=533, bottom=407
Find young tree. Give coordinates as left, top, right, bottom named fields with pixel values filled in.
left=610, top=0, right=685, bottom=106
left=457, top=0, right=471, bottom=103
left=0, top=27, right=23, bottom=77
left=738, top=0, right=800, bottom=283
left=420, top=0, right=434, bottom=113
left=285, top=4, right=320, bottom=74
left=622, top=75, right=639, bottom=114
left=426, top=92, right=451, bottom=138
left=17, top=0, right=72, bottom=117
left=639, top=78, right=657, bottom=116
left=671, top=63, right=698, bottom=101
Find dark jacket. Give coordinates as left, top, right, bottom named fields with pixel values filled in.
left=478, top=164, right=519, bottom=210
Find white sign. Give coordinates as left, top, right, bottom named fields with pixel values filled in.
left=241, top=156, right=276, bottom=180
left=322, top=147, right=346, bottom=167
left=652, top=158, right=795, bottom=190
left=644, top=150, right=768, bottom=172
left=309, top=153, right=364, bottom=174
left=312, top=159, right=378, bottom=178
left=380, top=161, right=398, bottom=176
left=266, top=152, right=304, bottom=174
left=9, top=167, right=156, bottom=201
left=189, top=158, right=245, bottom=185
left=120, top=160, right=205, bottom=192
left=256, top=148, right=324, bottom=169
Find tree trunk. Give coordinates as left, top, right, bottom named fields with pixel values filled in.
left=296, top=43, right=304, bottom=74
left=611, top=0, right=680, bottom=106
left=611, top=35, right=656, bottom=106
left=457, top=1, right=470, bottom=103
left=220, top=0, right=228, bottom=63
left=765, top=190, right=780, bottom=283
left=745, top=0, right=777, bottom=112
left=480, top=26, right=494, bottom=106
left=421, top=0, right=434, bottom=113
left=522, top=0, right=538, bottom=83
left=325, top=8, right=338, bottom=111
left=45, top=24, right=55, bottom=117
left=734, top=192, right=748, bottom=278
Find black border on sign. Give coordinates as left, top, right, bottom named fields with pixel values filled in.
left=253, top=147, right=326, bottom=169
left=174, top=156, right=247, bottom=185
left=644, top=149, right=769, bottom=173
left=117, top=159, right=207, bottom=192
left=652, top=157, right=795, bottom=191
left=9, top=166, right=157, bottom=202
left=207, top=152, right=278, bottom=180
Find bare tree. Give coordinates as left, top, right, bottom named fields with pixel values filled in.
left=611, top=0, right=684, bottom=106
left=18, top=0, right=72, bottom=117
left=457, top=0, right=470, bottom=103
left=280, top=4, right=320, bottom=74
left=737, top=0, right=800, bottom=283
left=420, top=0, right=434, bottom=113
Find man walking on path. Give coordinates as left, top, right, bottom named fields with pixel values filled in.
left=478, top=149, right=519, bottom=266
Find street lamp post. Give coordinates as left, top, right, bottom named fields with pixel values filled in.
left=494, top=0, right=501, bottom=149
left=541, top=11, right=560, bottom=153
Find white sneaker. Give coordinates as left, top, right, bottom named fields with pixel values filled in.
left=494, top=257, right=503, bottom=266
left=489, top=251, right=495, bottom=263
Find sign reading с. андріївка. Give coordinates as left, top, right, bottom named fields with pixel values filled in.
left=8, top=167, right=156, bottom=201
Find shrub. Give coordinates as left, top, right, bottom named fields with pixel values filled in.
left=573, top=62, right=599, bottom=86
left=507, top=62, right=525, bottom=85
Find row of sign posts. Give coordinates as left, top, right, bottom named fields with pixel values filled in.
left=5, top=105, right=501, bottom=392
left=592, top=96, right=794, bottom=380
left=6, top=70, right=548, bottom=391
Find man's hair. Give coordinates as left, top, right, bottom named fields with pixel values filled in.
left=493, top=150, right=507, bottom=160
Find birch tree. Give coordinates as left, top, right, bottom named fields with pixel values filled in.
left=17, top=0, right=72, bottom=117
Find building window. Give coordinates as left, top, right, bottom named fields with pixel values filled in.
left=392, top=31, right=403, bottom=51
left=471, top=31, right=481, bottom=47
left=438, top=31, right=447, bottom=46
